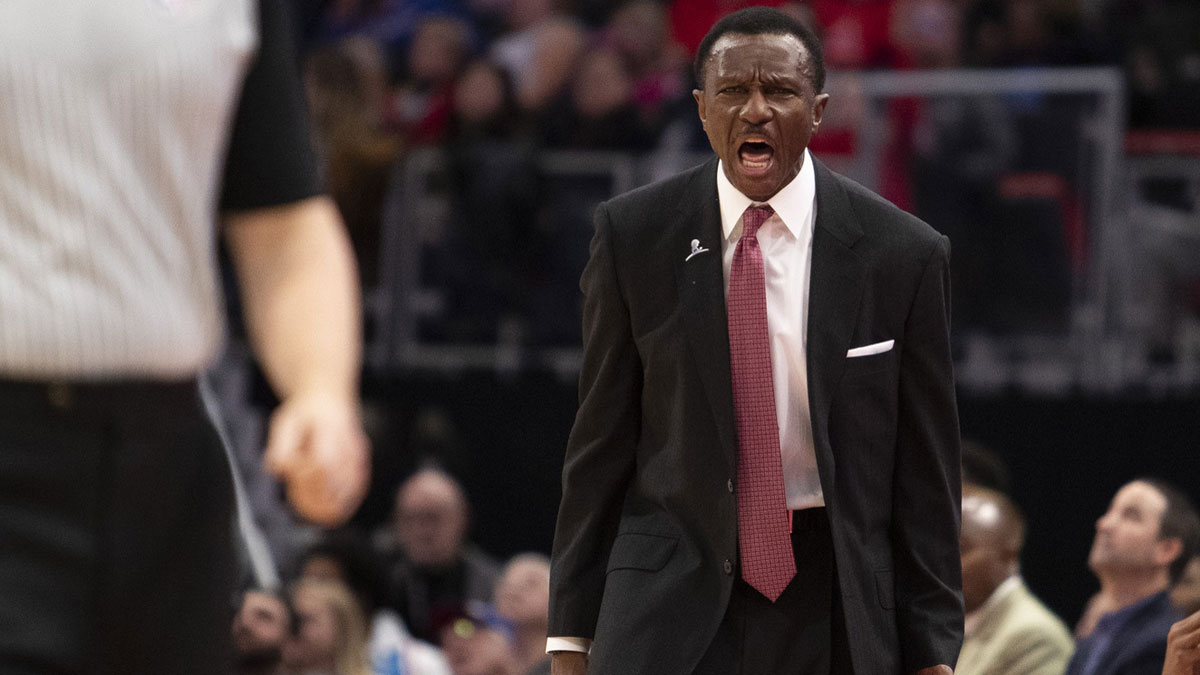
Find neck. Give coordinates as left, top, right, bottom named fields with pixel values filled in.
left=1098, top=572, right=1169, bottom=611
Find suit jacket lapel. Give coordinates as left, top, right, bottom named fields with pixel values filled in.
left=807, top=158, right=865, bottom=483
left=675, top=158, right=737, bottom=474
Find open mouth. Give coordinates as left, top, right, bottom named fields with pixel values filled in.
left=738, top=140, right=774, bottom=172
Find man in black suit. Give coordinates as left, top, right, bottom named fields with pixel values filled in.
left=547, top=8, right=962, bottom=675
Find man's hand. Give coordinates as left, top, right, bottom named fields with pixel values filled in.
left=550, top=651, right=588, bottom=675
left=1164, top=611, right=1200, bottom=675
left=915, top=666, right=953, bottom=675
left=265, top=390, right=370, bottom=526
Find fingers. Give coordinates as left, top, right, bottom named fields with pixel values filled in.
left=1165, top=612, right=1200, bottom=674
left=263, top=398, right=372, bottom=526
left=264, top=408, right=305, bottom=478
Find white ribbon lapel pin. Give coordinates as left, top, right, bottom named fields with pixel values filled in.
left=685, top=239, right=710, bottom=262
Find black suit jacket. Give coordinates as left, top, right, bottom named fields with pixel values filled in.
left=1065, top=591, right=1180, bottom=675
left=548, top=157, right=963, bottom=675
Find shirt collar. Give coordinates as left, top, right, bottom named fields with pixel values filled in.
left=964, top=575, right=1022, bottom=637
left=1095, top=590, right=1168, bottom=634
left=716, top=148, right=815, bottom=242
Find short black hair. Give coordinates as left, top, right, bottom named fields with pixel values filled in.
left=693, top=7, right=826, bottom=92
left=1139, top=477, right=1200, bottom=585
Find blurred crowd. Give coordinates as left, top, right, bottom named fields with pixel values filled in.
left=233, top=447, right=1200, bottom=675
left=289, top=0, right=1200, bottom=356
left=233, top=467, right=553, bottom=675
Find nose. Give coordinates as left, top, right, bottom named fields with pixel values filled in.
left=1096, top=511, right=1113, bottom=532
left=739, top=88, right=772, bottom=125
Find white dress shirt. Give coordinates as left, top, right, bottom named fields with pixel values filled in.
left=717, top=149, right=823, bottom=511
left=547, top=150, right=822, bottom=655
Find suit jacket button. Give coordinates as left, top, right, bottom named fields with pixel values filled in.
left=723, top=560, right=733, bottom=575
left=726, top=479, right=734, bottom=493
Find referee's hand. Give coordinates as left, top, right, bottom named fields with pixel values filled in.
left=264, top=390, right=370, bottom=526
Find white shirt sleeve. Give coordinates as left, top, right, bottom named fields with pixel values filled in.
left=546, top=637, right=592, bottom=654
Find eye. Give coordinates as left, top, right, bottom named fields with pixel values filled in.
left=719, top=86, right=746, bottom=95
left=765, top=87, right=796, bottom=97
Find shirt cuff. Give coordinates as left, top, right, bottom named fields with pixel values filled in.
left=546, top=637, right=592, bottom=654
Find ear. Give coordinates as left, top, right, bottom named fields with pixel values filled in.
left=811, top=92, right=830, bottom=131
left=694, top=88, right=707, bottom=128
left=1155, top=536, right=1183, bottom=569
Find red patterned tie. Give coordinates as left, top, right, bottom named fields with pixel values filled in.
left=728, top=204, right=795, bottom=602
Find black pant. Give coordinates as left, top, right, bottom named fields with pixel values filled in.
left=694, top=508, right=853, bottom=675
left=0, top=378, right=235, bottom=675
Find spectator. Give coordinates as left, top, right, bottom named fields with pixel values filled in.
left=490, top=0, right=588, bottom=113
left=438, top=603, right=521, bottom=675
left=391, top=15, right=474, bottom=144
left=305, top=37, right=402, bottom=289
left=298, top=532, right=453, bottom=675
left=494, top=554, right=551, bottom=675
left=429, top=58, right=542, bottom=343
left=387, top=468, right=502, bottom=642
left=234, top=589, right=294, bottom=675
left=1067, top=478, right=1200, bottom=675
left=286, top=578, right=374, bottom=675
left=541, top=48, right=654, bottom=150
left=957, top=485, right=1074, bottom=675
left=601, top=0, right=689, bottom=130
left=449, top=60, right=528, bottom=140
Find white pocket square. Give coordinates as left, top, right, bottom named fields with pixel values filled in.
left=846, top=340, right=894, bottom=358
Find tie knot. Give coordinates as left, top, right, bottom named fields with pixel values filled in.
left=741, top=205, right=774, bottom=239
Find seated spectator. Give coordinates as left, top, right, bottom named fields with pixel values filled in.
left=437, top=602, right=520, bottom=675
left=541, top=48, right=654, bottom=150
left=494, top=554, right=551, bottom=675
left=1163, top=609, right=1200, bottom=675
left=386, top=468, right=502, bottom=643
left=233, top=588, right=294, bottom=675
left=1067, top=478, right=1200, bottom=675
left=957, top=484, right=1073, bottom=675
left=286, top=578, right=373, bottom=675
left=298, top=533, right=452, bottom=675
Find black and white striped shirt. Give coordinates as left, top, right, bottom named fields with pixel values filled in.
left=0, top=0, right=320, bottom=379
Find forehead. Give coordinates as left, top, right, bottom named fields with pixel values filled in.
left=399, top=474, right=463, bottom=510
left=1112, top=481, right=1168, bottom=518
left=707, top=32, right=809, bottom=82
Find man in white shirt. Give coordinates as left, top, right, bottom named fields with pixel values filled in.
left=547, top=7, right=962, bottom=675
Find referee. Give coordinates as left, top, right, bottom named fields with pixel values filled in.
left=0, top=1, right=369, bottom=673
